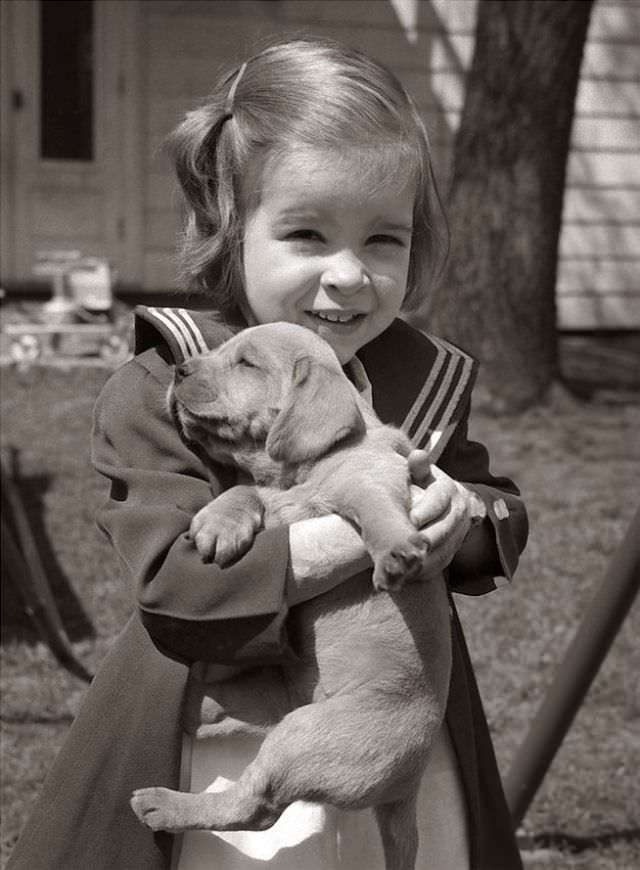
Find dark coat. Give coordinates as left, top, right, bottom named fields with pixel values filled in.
left=8, top=312, right=527, bottom=870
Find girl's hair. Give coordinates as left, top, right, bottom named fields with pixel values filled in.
left=166, top=36, right=448, bottom=316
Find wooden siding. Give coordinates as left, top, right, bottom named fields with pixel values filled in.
left=139, top=0, right=640, bottom=328
left=561, top=1, right=640, bottom=329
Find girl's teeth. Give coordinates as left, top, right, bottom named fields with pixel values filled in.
left=314, top=312, right=358, bottom=323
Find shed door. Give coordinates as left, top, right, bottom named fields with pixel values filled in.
left=1, top=0, right=140, bottom=287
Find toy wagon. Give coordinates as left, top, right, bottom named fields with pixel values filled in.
left=4, top=251, right=130, bottom=366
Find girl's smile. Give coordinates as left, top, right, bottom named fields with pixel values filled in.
left=241, top=147, right=416, bottom=364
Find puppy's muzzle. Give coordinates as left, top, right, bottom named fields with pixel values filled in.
left=171, top=359, right=221, bottom=417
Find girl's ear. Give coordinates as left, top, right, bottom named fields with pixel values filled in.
left=266, top=357, right=366, bottom=464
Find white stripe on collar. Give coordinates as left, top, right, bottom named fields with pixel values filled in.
left=402, top=339, right=447, bottom=435
left=147, top=307, right=209, bottom=359
left=411, top=338, right=475, bottom=451
left=400, top=334, right=475, bottom=459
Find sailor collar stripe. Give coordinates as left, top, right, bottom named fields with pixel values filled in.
left=401, top=334, right=477, bottom=464
left=136, top=306, right=209, bottom=362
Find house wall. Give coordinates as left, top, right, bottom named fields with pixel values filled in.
left=138, top=0, right=639, bottom=328
left=557, top=0, right=640, bottom=329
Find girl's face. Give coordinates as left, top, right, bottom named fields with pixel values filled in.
left=240, top=147, right=415, bottom=364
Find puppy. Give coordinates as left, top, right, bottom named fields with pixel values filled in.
left=131, top=322, right=452, bottom=870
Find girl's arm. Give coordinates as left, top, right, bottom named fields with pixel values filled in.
left=286, top=515, right=371, bottom=606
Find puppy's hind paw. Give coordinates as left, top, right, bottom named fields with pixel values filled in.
left=130, top=787, right=194, bottom=833
left=373, top=533, right=428, bottom=592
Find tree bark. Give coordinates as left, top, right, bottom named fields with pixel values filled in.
left=429, top=0, right=594, bottom=411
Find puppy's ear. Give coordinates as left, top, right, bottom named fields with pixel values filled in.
left=266, top=356, right=366, bottom=464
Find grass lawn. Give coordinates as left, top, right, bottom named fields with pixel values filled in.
left=1, top=334, right=639, bottom=869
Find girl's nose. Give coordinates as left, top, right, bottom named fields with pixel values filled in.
left=320, top=251, right=370, bottom=295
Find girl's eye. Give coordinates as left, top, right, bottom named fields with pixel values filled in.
left=286, top=229, right=323, bottom=242
left=368, top=234, right=406, bottom=247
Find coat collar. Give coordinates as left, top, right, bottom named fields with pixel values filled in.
left=357, top=319, right=477, bottom=462
left=134, top=305, right=239, bottom=360
left=133, top=307, right=476, bottom=462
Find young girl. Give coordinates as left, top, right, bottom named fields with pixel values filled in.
left=8, top=38, right=528, bottom=870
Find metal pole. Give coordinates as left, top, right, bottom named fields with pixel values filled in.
left=504, top=507, right=640, bottom=828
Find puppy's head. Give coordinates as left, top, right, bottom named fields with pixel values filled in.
left=170, top=322, right=366, bottom=466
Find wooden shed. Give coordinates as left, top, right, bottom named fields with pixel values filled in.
left=1, top=0, right=638, bottom=328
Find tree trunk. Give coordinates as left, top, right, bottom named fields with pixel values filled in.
left=429, top=0, right=594, bottom=411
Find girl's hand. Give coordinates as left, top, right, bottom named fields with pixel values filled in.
left=408, top=449, right=486, bottom=579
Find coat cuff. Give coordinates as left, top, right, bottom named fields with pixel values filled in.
left=470, top=484, right=526, bottom=582
left=141, top=605, right=290, bottom=666
left=449, top=484, right=528, bottom=596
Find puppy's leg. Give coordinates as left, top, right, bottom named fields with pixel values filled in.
left=131, top=694, right=437, bottom=835
left=374, top=793, right=420, bottom=870
left=336, top=481, right=427, bottom=591
left=189, top=485, right=264, bottom=565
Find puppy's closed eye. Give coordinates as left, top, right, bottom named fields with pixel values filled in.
left=236, top=356, right=259, bottom=370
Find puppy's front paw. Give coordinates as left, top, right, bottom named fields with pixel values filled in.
left=131, top=787, right=198, bottom=833
left=190, top=504, right=260, bottom=566
left=372, top=533, right=428, bottom=592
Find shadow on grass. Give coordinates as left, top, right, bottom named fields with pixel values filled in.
left=559, top=331, right=640, bottom=398
left=523, top=828, right=640, bottom=854
left=1, top=464, right=95, bottom=647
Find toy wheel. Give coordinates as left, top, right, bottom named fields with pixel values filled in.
left=11, top=334, right=41, bottom=364
left=99, top=334, right=129, bottom=364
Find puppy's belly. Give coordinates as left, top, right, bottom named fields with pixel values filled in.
left=286, top=572, right=451, bottom=706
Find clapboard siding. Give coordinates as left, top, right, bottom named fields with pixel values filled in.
left=571, top=117, right=640, bottom=151
left=575, top=79, right=640, bottom=117
left=561, top=0, right=640, bottom=325
left=146, top=209, right=180, bottom=251
left=138, top=0, right=639, bottom=328
left=568, top=151, right=640, bottom=188
left=557, top=295, right=640, bottom=330
left=587, top=0, right=640, bottom=40
left=581, top=41, right=640, bottom=78
left=559, top=259, right=640, bottom=294
left=560, top=224, right=639, bottom=258
left=143, top=250, right=180, bottom=292
left=563, top=188, right=640, bottom=223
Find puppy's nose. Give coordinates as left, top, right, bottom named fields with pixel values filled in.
left=174, top=360, right=193, bottom=383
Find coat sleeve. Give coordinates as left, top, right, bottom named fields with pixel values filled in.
left=91, top=350, right=291, bottom=665
left=437, top=400, right=529, bottom=596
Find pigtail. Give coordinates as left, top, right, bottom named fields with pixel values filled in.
left=167, top=108, right=230, bottom=232
left=165, top=84, right=244, bottom=313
